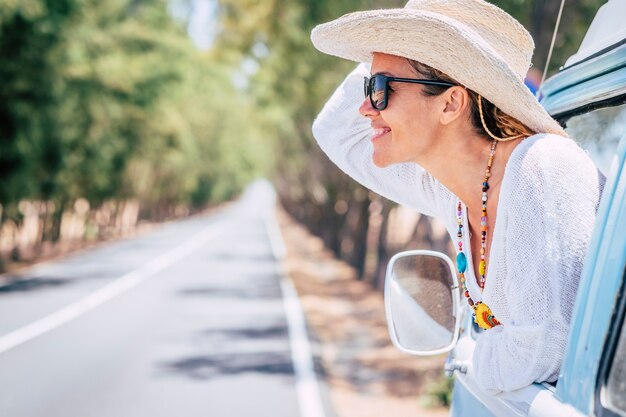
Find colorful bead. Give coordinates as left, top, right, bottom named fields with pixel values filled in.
left=474, top=302, right=501, bottom=330
left=454, top=139, right=501, bottom=330
left=457, top=252, right=467, bottom=273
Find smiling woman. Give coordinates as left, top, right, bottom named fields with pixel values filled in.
left=310, top=0, right=606, bottom=393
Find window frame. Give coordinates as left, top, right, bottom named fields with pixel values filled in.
left=596, top=267, right=626, bottom=417
left=554, top=93, right=626, bottom=126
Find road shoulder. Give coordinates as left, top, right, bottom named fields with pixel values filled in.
left=277, top=208, right=449, bottom=417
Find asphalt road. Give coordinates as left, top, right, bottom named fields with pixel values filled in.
left=0, top=180, right=325, bottom=417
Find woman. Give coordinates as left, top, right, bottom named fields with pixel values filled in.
left=310, top=0, right=606, bottom=393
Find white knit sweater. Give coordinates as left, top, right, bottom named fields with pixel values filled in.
left=312, top=64, right=606, bottom=393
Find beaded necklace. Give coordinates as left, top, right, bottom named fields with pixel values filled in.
left=456, top=139, right=501, bottom=330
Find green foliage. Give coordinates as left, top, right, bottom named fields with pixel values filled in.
left=0, top=0, right=268, bottom=234
left=421, top=375, right=454, bottom=408
left=0, top=0, right=76, bottom=207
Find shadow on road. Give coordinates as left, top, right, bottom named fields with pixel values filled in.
left=159, top=351, right=295, bottom=380
left=177, top=280, right=282, bottom=300
left=201, top=324, right=289, bottom=340
left=0, top=277, right=73, bottom=294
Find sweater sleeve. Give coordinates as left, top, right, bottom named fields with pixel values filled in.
left=311, top=63, right=453, bottom=218
left=471, top=135, right=605, bottom=393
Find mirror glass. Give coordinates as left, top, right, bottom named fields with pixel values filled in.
left=386, top=252, right=458, bottom=353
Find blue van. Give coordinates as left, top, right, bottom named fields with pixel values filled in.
left=384, top=1, right=626, bottom=416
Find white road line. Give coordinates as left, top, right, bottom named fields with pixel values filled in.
left=265, top=200, right=327, bottom=417
left=0, top=223, right=224, bottom=355
left=280, top=279, right=327, bottom=417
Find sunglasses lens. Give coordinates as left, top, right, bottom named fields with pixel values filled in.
left=371, top=75, right=387, bottom=110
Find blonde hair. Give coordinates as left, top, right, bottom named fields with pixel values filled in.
left=406, top=59, right=536, bottom=141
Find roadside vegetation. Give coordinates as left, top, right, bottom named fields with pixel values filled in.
left=0, top=0, right=603, bottom=280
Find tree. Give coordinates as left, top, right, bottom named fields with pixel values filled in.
left=0, top=0, right=270, bottom=262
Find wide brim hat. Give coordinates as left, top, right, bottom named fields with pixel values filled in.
left=311, top=0, right=566, bottom=136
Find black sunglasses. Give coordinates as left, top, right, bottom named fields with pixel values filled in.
left=364, top=74, right=457, bottom=110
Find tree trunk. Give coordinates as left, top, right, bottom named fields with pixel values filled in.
left=372, top=201, right=393, bottom=291
left=51, top=201, right=65, bottom=243
left=348, top=192, right=370, bottom=279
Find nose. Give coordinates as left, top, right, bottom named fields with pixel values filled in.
left=359, top=96, right=380, bottom=119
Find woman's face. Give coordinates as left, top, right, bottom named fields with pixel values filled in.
left=359, top=53, right=443, bottom=168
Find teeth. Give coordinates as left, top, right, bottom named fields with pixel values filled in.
left=373, top=128, right=390, bottom=136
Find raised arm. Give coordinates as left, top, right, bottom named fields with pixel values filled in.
left=312, top=63, right=453, bottom=218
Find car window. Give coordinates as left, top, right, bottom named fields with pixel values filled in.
left=606, top=318, right=626, bottom=414
left=564, top=104, right=626, bottom=175
left=603, top=269, right=626, bottom=416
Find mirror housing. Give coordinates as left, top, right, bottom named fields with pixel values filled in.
left=384, top=250, right=461, bottom=356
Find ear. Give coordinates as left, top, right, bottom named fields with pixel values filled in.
left=440, top=86, right=469, bottom=125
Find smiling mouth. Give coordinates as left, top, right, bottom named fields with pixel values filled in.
left=372, top=127, right=391, bottom=141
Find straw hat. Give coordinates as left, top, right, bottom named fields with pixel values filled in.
left=311, top=0, right=566, bottom=136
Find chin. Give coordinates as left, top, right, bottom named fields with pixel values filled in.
left=372, top=153, right=392, bottom=168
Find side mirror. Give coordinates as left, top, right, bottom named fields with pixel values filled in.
left=384, top=250, right=461, bottom=355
